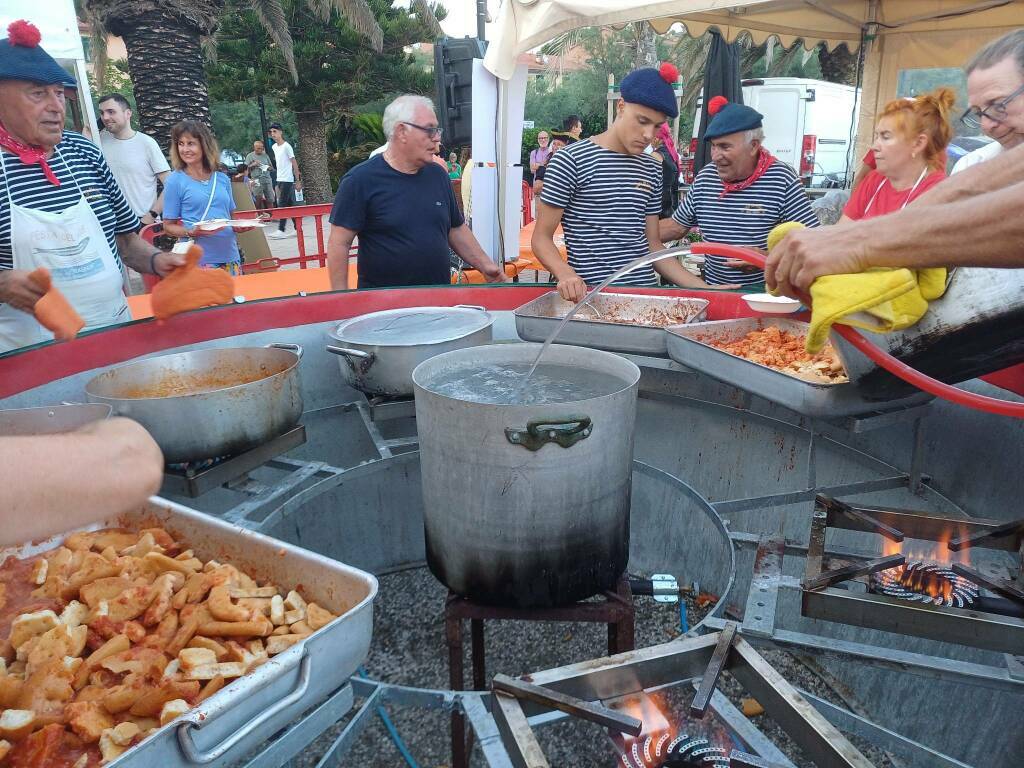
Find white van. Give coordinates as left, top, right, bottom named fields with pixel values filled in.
left=681, top=78, right=860, bottom=187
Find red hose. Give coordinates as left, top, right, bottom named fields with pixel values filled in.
left=691, top=242, right=1024, bottom=418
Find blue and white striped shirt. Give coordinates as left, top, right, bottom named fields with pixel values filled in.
left=540, top=140, right=662, bottom=287
left=672, top=162, right=819, bottom=286
left=0, top=131, right=139, bottom=273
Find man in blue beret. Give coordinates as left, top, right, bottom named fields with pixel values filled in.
left=533, top=64, right=732, bottom=301
left=660, top=96, right=819, bottom=288
left=0, top=20, right=184, bottom=353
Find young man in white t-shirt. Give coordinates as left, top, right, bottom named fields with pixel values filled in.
left=268, top=123, right=302, bottom=237
left=97, top=94, right=170, bottom=225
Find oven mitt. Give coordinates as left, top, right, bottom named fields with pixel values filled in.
left=27, top=267, right=85, bottom=342
left=765, top=222, right=947, bottom=355
left=151, top=244, right=234, bottom=321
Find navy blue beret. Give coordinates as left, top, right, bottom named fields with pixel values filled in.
left=0, top=20, right=77, bottom=88
left=705, top=97, right=763, bottom=140
left=620, top=63, right=679, bottom=119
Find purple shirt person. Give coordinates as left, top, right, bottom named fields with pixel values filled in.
left=529, top=131, right=551, bottom=173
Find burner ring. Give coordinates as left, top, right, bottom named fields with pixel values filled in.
left=872, top=562, right=979, bottom=608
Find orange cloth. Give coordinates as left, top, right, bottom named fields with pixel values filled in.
left=150, top=244, right=234, bottom=321
left=518, top=220, right=567, bottom=273
left=27, top=267, right=84, bottom=342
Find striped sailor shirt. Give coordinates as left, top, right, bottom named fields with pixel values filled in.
left=0, top=131, right=139, bottom=273
left=672, top=162, right=820, bottom=286
left=539, top=140, right=662, bottom=287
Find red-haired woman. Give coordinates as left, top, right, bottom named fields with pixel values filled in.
left=843, top=89, right=956, bottom=221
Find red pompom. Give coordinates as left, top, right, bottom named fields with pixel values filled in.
left=7, top=20, right=41, bottom=48
left=659, top=61, right=679, bottom=83
left=708, top=95, right=729, bottom=116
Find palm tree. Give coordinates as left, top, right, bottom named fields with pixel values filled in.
left=818, top=43, right=859, bottom=86
left=82, top=0, right=387, bottom=154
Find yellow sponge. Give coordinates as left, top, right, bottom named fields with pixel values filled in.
left=766, top=221, right=806, bottom=253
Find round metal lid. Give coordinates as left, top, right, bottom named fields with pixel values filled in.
left=334, top=306, right=493, bottom=346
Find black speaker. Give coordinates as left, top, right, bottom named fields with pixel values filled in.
left=434, top=36, right=487, bottom=148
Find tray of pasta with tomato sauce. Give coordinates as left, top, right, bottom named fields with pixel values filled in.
left=0, top=497, right=377, bottom=767
left=665, top=317, right=932, bottom=417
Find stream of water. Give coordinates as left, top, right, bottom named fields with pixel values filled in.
left=515, top=245, right=694, bottom=399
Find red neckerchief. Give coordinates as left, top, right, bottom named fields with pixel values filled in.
left=0, top=122, right=60, bottom=186
left=720, top=147, right=775, bottom=197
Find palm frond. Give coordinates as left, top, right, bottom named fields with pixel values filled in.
left=308, top=0, right=383, bottom=52
left=249, top=0, right=299, bottom=84
left=80, top=3, right=109, bottom=90
left=540, top=29, right=583, bottom=57
left=411, top=0, right=444, bottom=39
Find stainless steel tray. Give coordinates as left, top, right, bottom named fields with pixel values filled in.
left=0, top=498, right=377, bottom=768
left=515, top=291, right=709, bottom=355
left=665, top=317, right=932, bottom=418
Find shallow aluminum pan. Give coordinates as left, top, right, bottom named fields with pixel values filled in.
left=0, top=497, right=377, bottom=768
left=515, top=291, right=710, bottom=355
left=0, top=403, right=111, bottom=435
left=665, top=317, right=932, bottom=418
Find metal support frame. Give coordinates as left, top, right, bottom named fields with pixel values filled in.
left=801, top=495, right=1024, bottom=655
left=490, top=631, right=876, bottom=768
left=445, top=576, right=635, bottom=768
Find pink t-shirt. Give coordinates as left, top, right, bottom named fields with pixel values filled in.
left=843, top=169, right=946, bottom=220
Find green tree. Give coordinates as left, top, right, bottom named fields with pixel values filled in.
left=207, top=0, right=441, bottom=203
left=81, top=0, right=388, bottom=155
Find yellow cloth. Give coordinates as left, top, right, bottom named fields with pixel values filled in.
left=764, top=222, right=947, bottom=354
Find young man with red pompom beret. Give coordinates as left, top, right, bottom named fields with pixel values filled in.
left=532, top=63, right=735, bottom=302
left=659, top=95, right=819, bottom=288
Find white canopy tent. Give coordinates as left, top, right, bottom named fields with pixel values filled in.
left=474, top=0, right=1023, bottom=260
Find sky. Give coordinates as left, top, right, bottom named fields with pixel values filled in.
left=439, top=0, right=489, bottom=39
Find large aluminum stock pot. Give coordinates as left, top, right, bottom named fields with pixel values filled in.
left=85, top=344, right=303, bottom=463
left=327, top=305, right=493, bottom=396
left=413, top=343, right=640, bottom=608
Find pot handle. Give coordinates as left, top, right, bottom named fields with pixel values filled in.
left=326, top=345, right=376, bottom=374
left=266, top=342, right=304, bottom=360
left=505, top=415, right=592, bottom=451
left=454, top=304, right=487, bottom=312
left=176, top=651, right=311, bottom=763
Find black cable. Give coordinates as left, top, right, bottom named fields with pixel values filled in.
left=844, top=26, right=868, bottom=188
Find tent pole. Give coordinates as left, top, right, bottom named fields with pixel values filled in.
left=607, top=74, right=615, bottom=129
left=853, top=1, right=882, bottom=172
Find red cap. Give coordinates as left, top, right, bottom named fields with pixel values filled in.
left=658, top=62, right=679, bottom=83
left=708, top=95, right=729, bottom=116
left=8, top=20, right=41, bottom=48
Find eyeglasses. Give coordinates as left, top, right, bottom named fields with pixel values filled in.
left=402, top=121, right=442, bottom=139
left=538, top=135, right=549, bottom=140
left=960, top=82, right=1024, bottom=128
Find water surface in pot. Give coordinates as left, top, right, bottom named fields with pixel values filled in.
left=421, top=362, right=628, bottom=405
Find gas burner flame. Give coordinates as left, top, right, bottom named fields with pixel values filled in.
left=616, top=693, right=732, bottom=767
left=873, top=562, right=979, bottom=607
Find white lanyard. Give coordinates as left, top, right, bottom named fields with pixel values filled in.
left=195, top=170, right=218, bottom=225
left=865, top=167, right=928, bottom=215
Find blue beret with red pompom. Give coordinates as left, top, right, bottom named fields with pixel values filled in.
left=0, top=20, right=77, bottom=88
left=704, top=96, right=763, bottom=140
left=620, top=61, right=680, bottom=119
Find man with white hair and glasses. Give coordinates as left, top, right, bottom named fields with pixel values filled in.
left=327, top=94, right=503, bottom=289
left=952, top=29, right=1024, bottom=173
left=659, top=97, right=819, bottom=288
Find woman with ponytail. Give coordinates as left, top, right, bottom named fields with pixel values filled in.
left=843, top=88, right=956, bottom=221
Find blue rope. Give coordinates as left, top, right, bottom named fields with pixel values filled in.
left=358, top=666, right=420, bottom=768
left=680, top=601, right=689, bottom=634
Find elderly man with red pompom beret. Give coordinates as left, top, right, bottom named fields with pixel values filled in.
left=0, top=20, right=184, bottom=353
left=659, top=96, right=820, bottom=288
left=532, top=63, right=735, bottom=302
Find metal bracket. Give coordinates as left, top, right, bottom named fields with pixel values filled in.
left=652, top=573, right=679, bottom=603
left=743, top=536, right=784, bottom=638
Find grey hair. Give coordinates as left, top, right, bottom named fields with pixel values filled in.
left=744, top=127, right=765, bottom=145
left=383, top=94, right=436, bottom=139
left=966, top=29, right=1024, bottom=76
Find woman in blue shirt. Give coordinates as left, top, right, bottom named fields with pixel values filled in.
left=162, top=120, right=248, bottom=274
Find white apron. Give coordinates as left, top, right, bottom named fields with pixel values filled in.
left=0, top=147, right=129, bottom=352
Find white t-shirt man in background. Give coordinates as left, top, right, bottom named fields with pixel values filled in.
left=951, top=33, right=1024, bottom=174
left=268, top=123, right=302, bottom=237
left=97, top=94, right=170, bottom=225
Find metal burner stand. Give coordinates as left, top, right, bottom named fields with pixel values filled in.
left=491, top=625, right=875, bottom=767
left=161, top=424, right=308, bottom=497
left=446, top=576, right=636, bottom=768
left=801, top=494, right=1024, bottom=654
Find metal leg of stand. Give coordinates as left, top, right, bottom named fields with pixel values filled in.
left=447, top=610, right=468, bottom=768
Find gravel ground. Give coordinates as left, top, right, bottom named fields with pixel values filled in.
left=250, top=567, right=897, bottom=768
